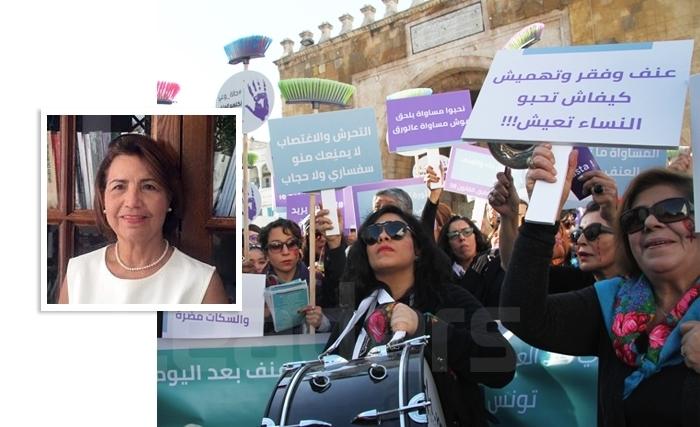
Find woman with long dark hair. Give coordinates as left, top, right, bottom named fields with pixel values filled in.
left=326, top=205, right=515, bottom=426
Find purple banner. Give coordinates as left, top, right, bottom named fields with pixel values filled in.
left=285, top=193, right=317, bottom=226
left=570, top=146, right=601, bottom=200
left=285, top=189, right=352, bottom=230
left=444, top=144, right=503, bottom=199
left=387, top=90, right=472, bottom=152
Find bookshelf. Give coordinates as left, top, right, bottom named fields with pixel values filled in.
left=46, top=115, right=238, bottom=303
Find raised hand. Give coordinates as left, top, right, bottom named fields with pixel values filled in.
left=680, top=320, right=700, bottom=374
left=245, top=80, right=270, bottom=121
left=578, top=169, right=619, bottom=221
left=525, top=143, right=578, bottom=213
left=489, top=167, right=520, bottom=220
left=424, top=165, right=444, bottom=203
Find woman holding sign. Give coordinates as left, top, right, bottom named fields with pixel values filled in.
left=326, top=205, right=515, bottom=426
left=490, top=147, right=622, bottom=290
left=258, top=218, right=330, bottom=333
left=500, top=145, right=700, bottom=426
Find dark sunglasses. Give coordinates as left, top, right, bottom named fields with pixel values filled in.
left=569, top=223, right=614, bottom=243
left=361, top=221, right=412, bottom=246
left=266, top=238, right=300, bottom=253
left=447, top=227, right=474, bottom=240
left=620, top=197, right=694, bottom=234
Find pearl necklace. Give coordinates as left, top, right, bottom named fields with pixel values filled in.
left=115, top=239, right=170, bottom=272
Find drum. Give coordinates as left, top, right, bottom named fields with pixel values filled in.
left=261, top=340, right=445, bottom=426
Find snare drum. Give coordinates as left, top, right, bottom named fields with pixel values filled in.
left=262, top=342, right=445, bottom=426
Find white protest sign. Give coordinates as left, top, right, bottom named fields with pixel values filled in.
left=691, top=74, right=700, bottom=232
left=462, top=40, right=693, bottom=148
left=162, top=274, right=265, bottom=338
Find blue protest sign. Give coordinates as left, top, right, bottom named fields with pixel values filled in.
left=351, top=177, right=428, bottom=227
left=268, top=108, right=383, bottom=194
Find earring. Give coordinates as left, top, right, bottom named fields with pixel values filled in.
left=167, top=207, right=172, bottom=212
left=103, top=209, right=106, bottom=214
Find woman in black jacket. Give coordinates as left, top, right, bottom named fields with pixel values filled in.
left=326, top=205, right=515, bottom=426
left=500, top=145, right=700, bottom=426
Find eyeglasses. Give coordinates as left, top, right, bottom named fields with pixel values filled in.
left=620, top=197, right=694, bottom=234
left=569, top=223, right=614, bottom=243
left=266, top=239, right=301, bottom=253
left=361, top=221, right=412, bottom=246
left=447, top=227, right=474, bottom=240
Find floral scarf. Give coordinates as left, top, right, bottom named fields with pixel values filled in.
left=596, top=275, right=700, bottom=398
left=611, top=277, right=699, bottom=366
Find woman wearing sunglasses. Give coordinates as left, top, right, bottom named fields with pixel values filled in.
left=437, top=215, right=504, bottom=308
left=500, top=145, right=699, bottom=425
left=327, top=205, right=515, bottom=426
left=259, top=218, right=330, bottom=334
left=491, top=148, right=621, bottom=294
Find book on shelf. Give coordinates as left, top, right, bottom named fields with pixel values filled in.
left=47, top=132, right=58, bottom=209
left=212, top=151, right=230, bottom=210
left=74, top=131, right=121, bottom=209
left=213, top=146, right=237, bottom=217
left=76, top=132, right=92, bottom=208
left=263, top=278, right=309, bottom=333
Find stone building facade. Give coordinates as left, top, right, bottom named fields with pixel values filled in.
left=274, top=0, right=698, bottom=183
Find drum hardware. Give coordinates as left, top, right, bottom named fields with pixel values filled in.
left=351, top=399, right=432, bottom=424
left=387, top=330, right=407, bottom=348
left=280, top=363, right=313, bottom=424
left=407, top=393, right=429, bottom=424
left=261, top=418, right=332, bottom=427
left=365, top=345, right=388, bottom=358
left=310, top=374, right=331, bottom=392
left=319, top=354, right=348, bottom=368
left=368, top=363, right=388, bottom=382
left=387, top=335, right=430, bottom=351
left=282, top=360, right=316, bottom=371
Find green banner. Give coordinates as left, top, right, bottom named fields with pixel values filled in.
left=157, top=334, right=328, bottom=427
left=483, top=332, right=598, bottom=426
left=158, top=332, right=597, bottom=426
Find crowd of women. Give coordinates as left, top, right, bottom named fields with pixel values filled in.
left=244, top=146, right=699, bottom=426
left=59, top=131, right=698, bottom=425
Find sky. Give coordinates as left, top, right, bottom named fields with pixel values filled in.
left=3, top=1, right=428, bottom=425
left=156, top=0, right=419, bottom=142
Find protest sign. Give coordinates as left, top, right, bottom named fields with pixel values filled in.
left=351, top=177, right=428, bottom=227
left=162, top=274, right=265, bottom=339
left=462, top=40, right=693, bottom=148
left=589, top=146, right=666, bottom=194
left=445, top=144, right=504, bottom=198
left=690, top=74, right=700, bottom=232
left=387, top=90, right=472, bottom=152
left=268, top=108, right=382, bottom=194
left=216, top=70, right=274, bottom=133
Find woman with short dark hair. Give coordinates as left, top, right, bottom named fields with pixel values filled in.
left=60, top=134, right=227, bottom=304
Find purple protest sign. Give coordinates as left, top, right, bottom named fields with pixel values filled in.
left=285, top=189, right=350, bottom=228
left=444, top=144, right=503, bottom=198
left=570, top=147, right=601, bottom=200
left=286, top=193, right=316, bottom=225
left=387, top=90, right=472, bottom=153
